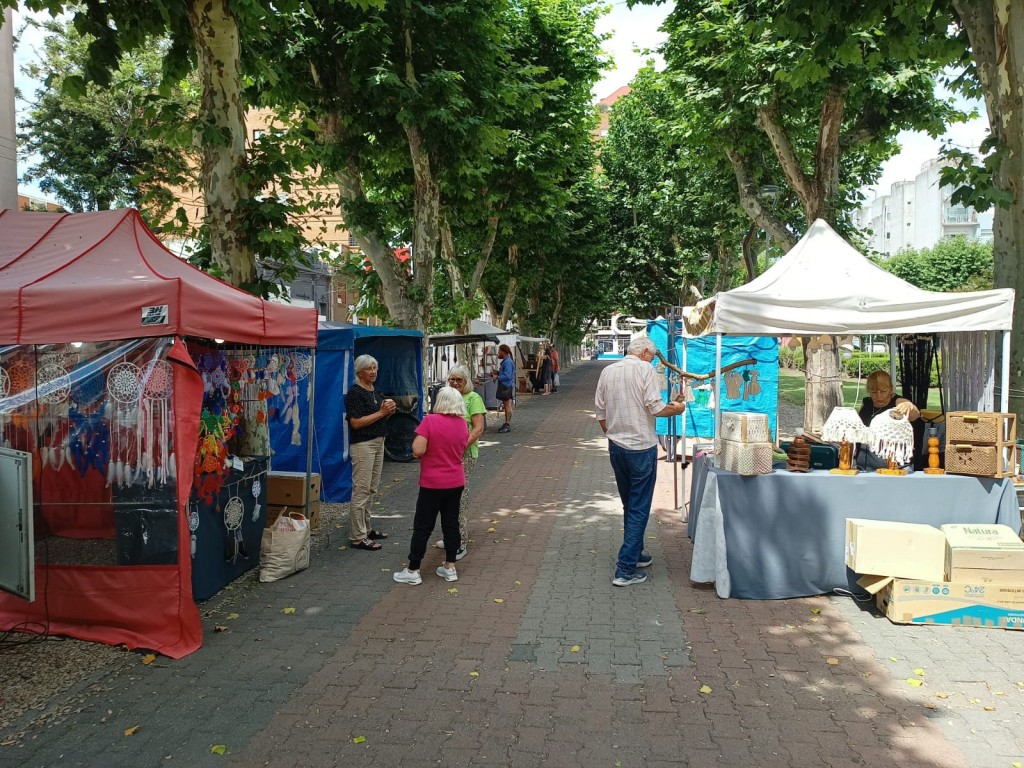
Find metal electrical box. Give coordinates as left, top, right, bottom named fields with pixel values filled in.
left=0, top=448, right=34, bottom=602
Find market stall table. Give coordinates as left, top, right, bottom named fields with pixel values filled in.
left=689, top=460, right=1021, bottom=599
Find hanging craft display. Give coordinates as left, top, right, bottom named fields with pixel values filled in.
left=138, top=359, right=174, bottom=488
left=251, top=477, right=262, bottom=522
left=223, top=495, right=248, bottom=564
left=194, top=351, right=239, bottom=503
left=0, top=364, right=10, bottom=399
left=188, top=502, right=200, bottom=559
left=107, top=359, right=142, bottom=487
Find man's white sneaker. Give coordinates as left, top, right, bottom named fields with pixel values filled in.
left=393, top=568, right=422, bottom=585
left=436, top=565, right=458, bottom=582
left=435, top=539, right=445, bottom=549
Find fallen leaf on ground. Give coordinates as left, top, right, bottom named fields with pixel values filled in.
left=211, top=745, right=227, bottom=755
left=888, top=657, right=898, bottom=662
left=969, top=698, right=981, bottom=704
left=984, top=706, right=996, bottom=711
left=124, top=725, right=139, bottom=737
left=353, top=736, right=366, bottom=744
left=913, top=668, right=925, bottom=676
left=493, top=598, right=504, bottom=603
left=447, top=588, right=458, bottom=594
left=214, top=625, right=228, bottom=633
left=699, top=684, right=712, bottom=694
left=826, top=658, right=839, bottom=666
left=906, top=679, right=923, bottom=687
left=142, top=654, right=156, bottom=665
left=282, top=607, right=296, bottom=614
left=810, top=608, right=821, bottom=614
left=571, top=645, right=580, bottom=653
left=470, top=671, right=480, bottom=677
left=227, top=613, right=240, bottom=620
left=486, top=527, right=497, bottom=533
left=514, top=580, right=521, bottom=585
left=935, top=692, right=949, bottom=699
left=338, top=546, right=348, bottom=551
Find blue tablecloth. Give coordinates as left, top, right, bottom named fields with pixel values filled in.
left=689, top=462, right=1022, bottom=599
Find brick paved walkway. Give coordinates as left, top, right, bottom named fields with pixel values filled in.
left=3, top=361, right=1023, bottom=767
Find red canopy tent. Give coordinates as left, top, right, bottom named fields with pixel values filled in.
left=0, top=209, right=318, bottom=657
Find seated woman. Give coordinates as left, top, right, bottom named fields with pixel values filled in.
left=856, top=370, right=921, bottom=470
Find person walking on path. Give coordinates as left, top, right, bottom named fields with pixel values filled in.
left=549, top=344, right=560, bottom=392
left=345, top=354, right=397, bottom=551
left=594, top=336, right=686, bottom=586
left=495, top=343, right=516, bottom=433
left=393, top=386, right=469, bottom=585
left=434, top=364, right=484, bottom=560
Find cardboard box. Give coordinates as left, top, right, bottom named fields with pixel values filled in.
left=941, top=523, right=1024, bottom=579
left=845, top=518, right=946, bottom=581
left=860, top=575, right=1024, bottom=631
left=267, top=471, right=321, bottom=507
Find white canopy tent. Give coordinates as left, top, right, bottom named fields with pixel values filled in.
left=699, top=219, right=1015, bottom=423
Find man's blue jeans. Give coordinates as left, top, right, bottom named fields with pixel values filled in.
left=608, top=441, right=658, bottom=578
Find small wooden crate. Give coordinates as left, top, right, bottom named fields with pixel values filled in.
left=946, top=412, right=1017, bottom=445
left=945, top=442, right=1014, bottom=479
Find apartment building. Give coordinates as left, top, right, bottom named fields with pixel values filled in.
left=859, top=157, right=983, bottom=257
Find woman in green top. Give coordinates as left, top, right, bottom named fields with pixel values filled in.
left=435, top=364, right=486, bottom=560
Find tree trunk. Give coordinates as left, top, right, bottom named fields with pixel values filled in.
left=802, top=337, right=845, bottom=436
left=495, top=244, right=519, bottom=329
left=724, top=147, right=797, bottom=251
left=187, top=0, right=252, bottom=287
left=954, top=0, right=1024, bottom=419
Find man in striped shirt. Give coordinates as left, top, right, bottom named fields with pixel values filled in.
left=595, top=336, right=686, bottom=587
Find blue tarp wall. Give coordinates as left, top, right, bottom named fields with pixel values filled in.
left=647, top=321, right=779, bottom=440
left=269, top=322, right=423, bottom=503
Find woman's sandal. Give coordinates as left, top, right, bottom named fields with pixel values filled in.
left=368, top=529, right=389, bottom=540
left=352, top=539, right=382, bottom=551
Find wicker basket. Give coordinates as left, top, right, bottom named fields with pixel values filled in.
left=944, top=442, right=1013, bottom=478
left=946, top=412, right=1017, bottom=445
left=714, top=438, right=773, bottom=476
left=720, top=411, right=771, bottom=443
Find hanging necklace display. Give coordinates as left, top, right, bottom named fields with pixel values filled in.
left=107, top=360, right=142, bottom=486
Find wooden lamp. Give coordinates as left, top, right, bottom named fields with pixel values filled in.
left=820, top=407, right=871, bottom=475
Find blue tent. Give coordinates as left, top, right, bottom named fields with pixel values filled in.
left=647, top=320, right=779, bottom=440
left=269, top=322, right=423, bottom=502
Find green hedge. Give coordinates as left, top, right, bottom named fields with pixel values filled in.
left=780, top=348, right=940, bottom=386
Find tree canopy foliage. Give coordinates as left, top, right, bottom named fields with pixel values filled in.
left=874, top=237, right=993, bottom=293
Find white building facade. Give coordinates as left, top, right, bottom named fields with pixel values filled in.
left=859, top=157, right=982, bottom=257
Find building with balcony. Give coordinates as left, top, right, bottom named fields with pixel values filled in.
left=858, top=157, right=981, bottom=257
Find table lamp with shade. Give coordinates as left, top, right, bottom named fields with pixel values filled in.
left=868, top=410, right=916, bottom=475
left=820, top=406, right=872, bottom=474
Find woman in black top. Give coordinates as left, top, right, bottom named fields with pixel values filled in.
left=856, top=370, right=920, bottom=470
left=345, top=355, right=396, bottom=550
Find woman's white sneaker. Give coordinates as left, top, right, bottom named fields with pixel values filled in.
left=393, top=568, right=422, bottom=585
left=436, top=565, right=458, bottom=582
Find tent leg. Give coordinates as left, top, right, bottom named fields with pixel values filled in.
left=1001, top=331, right=1011, bottom=413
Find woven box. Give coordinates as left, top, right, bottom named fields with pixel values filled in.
left=719, top=412, right=771, bottom=444
left=944, top=442, right=1012, bottom=478
left=714, top=438, right=773, bottom=476
left=945, top=412, right=1016, bottom=445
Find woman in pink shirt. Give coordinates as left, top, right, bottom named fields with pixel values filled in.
left=393, top=386, right=469, bottom=585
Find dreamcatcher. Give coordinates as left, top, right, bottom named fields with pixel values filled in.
left=0, top=364, right=10, bottom=399
left=188, top=502, right=200, bottom=559
left=36, top=359, right=72, bottom=472
left=251, top=476, right=262, bottom=522
left=138, top=358, right=174, bottom=488
left=222, top=494, right=248, bottom=564
left=107, top=359, right=143, bottom=487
